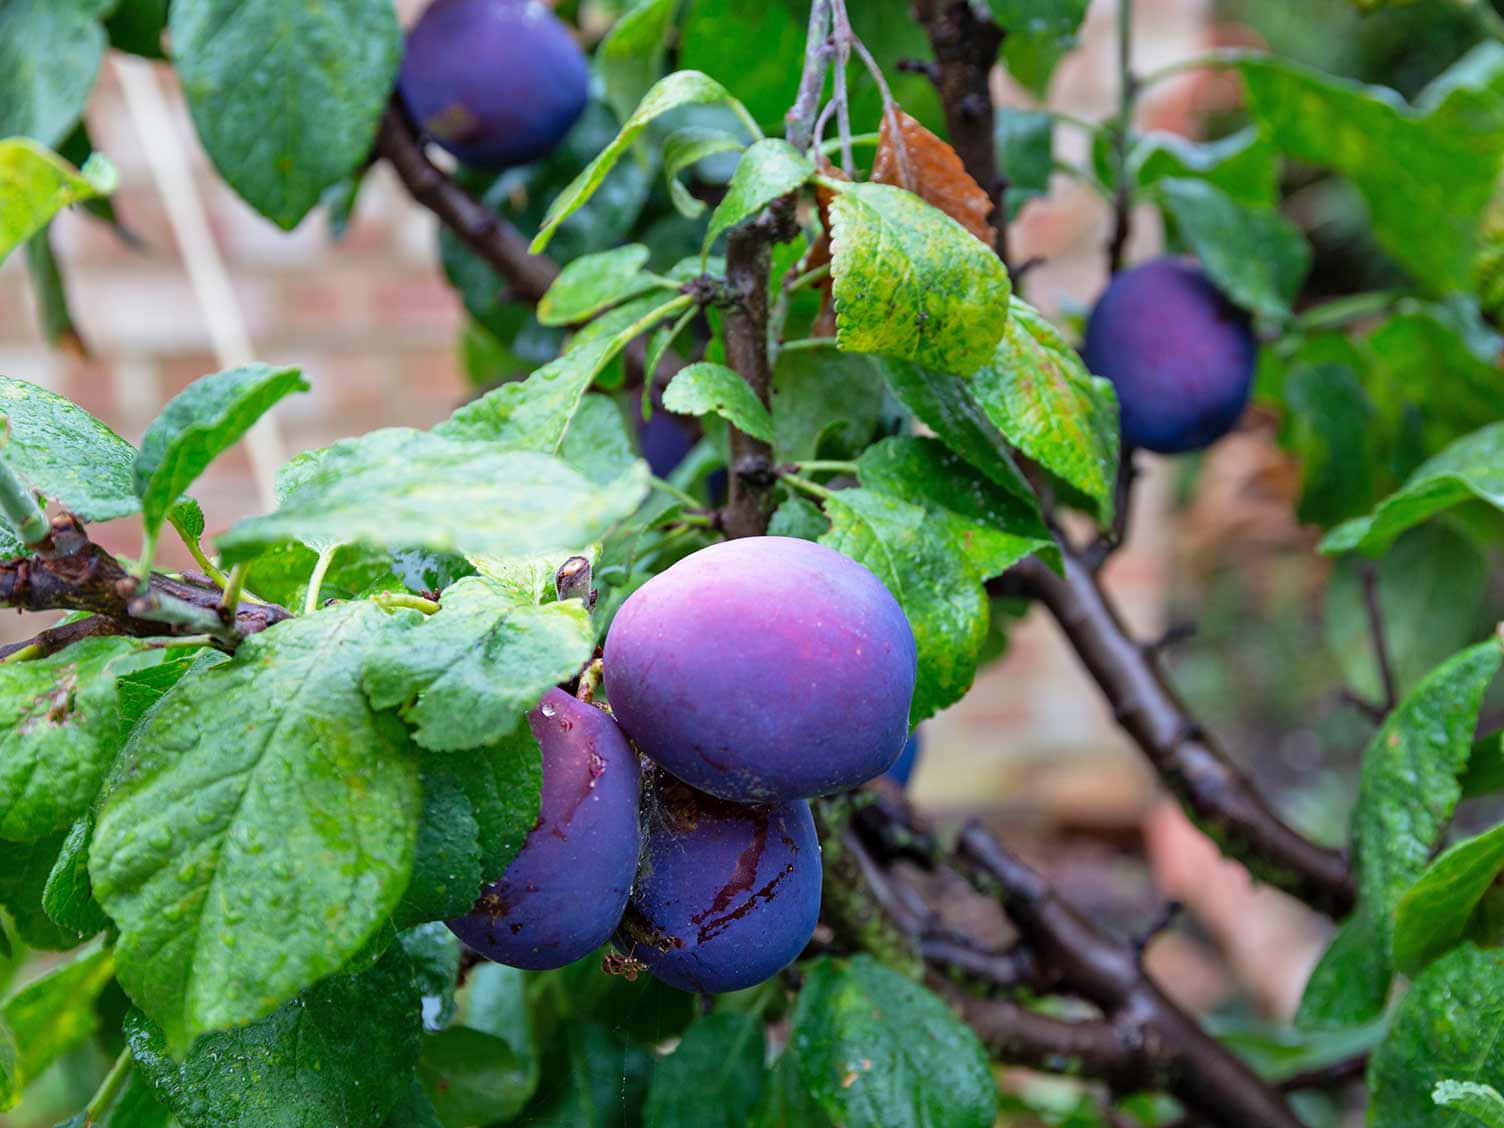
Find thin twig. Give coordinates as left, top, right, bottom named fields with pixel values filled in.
left=786, top=0, right=834, bottom=153
left=1360, top=562, right=1398, bottom=713
left=1106, top=0, right=1136, bottom=273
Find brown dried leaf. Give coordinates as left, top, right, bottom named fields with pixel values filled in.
left=871, top=107, right=996, bottom=248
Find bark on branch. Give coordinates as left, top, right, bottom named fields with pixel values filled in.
left=0, top=514, right=288, bottom=653
left=1005, top=550, right=1355, bottom=916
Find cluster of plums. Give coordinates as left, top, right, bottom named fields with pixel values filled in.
left=448, top=537, right=919, bottom=994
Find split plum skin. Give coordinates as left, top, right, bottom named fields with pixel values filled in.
left=613, top=770, right=822, bottom=995
left=447, top=688, right=641, bottom=971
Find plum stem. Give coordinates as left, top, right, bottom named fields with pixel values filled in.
left=778, top=471, right=838, bottom=502
left=86, top=1048, right=133, bottom=1123
left=303, top=545, right=339, bottom=615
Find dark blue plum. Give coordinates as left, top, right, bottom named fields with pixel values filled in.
left=613, top=770, right=821, bottom=994
left=638, top=411, right=698, bottom=479
left=1081, top=256, right=1256, bottom=454
left=399, top=0, right=589, bottom=170
left=884, top=732, right=921, bottom=787
left=603, top=536, right=917, bottom=803
left=448, top=688, right=640, bottom=970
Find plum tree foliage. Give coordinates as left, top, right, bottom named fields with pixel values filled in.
left=0, top=0, right=1502, bottom=1126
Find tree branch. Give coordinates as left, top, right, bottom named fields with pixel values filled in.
left=375, top=102, right=559, bottom=303
left=1003, top=548, right=1355, bottom=916
left=0, top=514, right=289, bottom=651
left=909, top=0, right=1008, bottom=266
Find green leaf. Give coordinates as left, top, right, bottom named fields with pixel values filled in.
left=1155, top=178, right=1311, bottom=320
left=768, top=495, right=828, bottom=541
left=2, top=940, right=113, bottom=1085
left=1296, top=913, right=1391, bottom=1031
left=562, top=395, right=637, bottom=487
left=537, top=245, right=661, bottom=328
left=25, top=225, right=83, bottom=351
left=662, top=126, right=745, bottom=218
left=995, top=109, right=1054, bottom=220
left=0, top=1018, right=16, bottom=1111
left=127, top=942, right=421, bottom=1128
left=663, top=362, right=775, bottom=443
left=517, top=1022, right=651, bottom=1128
left=1325, top=525, right=1486, bottom=703
left=395, top=762, right=482, bottom=929
left=704, top=138, right=813, bottom=254
left=438, top=317, right=663, bottom=450
left=1364, top=309, right=1503, bottom=460
left=115, top=651, right=211, bottom=732
left=1394, top=821, right=1504, bottom=978
left=1356, top=638, right=1502, bottom=932
left=217, top=429, right=649, bottom=565
left=382, top=1082, right=444, bottom=1128
left=857, top=436, right=1056, bottom=578
left=363, top=578, right=594, bottom=751
left=597, top=0, right=679, bottom=125
left=1132, top=126, right=1278, bottom=207
left=1239, top=49, right=1504, bottom=291
left=1369, top=945, right=1504, bottom=1126
left=41, top=812, right=109, bottom=937
left=644, top=1013, right=767, bottom=1128
left=91, top=602, right=422, bottom=1052
left=750, top=1050, right=833, bottom=1128
left=169, top=0, right=401, bottom=229
left=0, top=0, right=110, bottom=146
left=0, top=637, right=163, bottom=841
left=771, top=344, right=894, bottom=464
left=829, top=182, right=1012, bottom=377
left=971, top=298, right=1120, bottom=523
left=821, top=488, right=987, bottom=725
left=531, top=70, right=743, bottom=254
left=1434, top=1080, right=1504, bottom=1127
left=1281, top=360, right=1381, bottom=528
left=0, top=834, right=86, bottom=950
left=986, top=0, right=1086, bottom=95
left=527, top=947, right=695, bottom=1047
left=134, top=365, right=308, bottom=538
left=875, top=356, right=1035, bottom=503
left=106, top=0, right=170, bottom=58
left=418, top=1026, right=537, bottom=1128
left=0, top=375, right=138, bottom=524
left=791, top=955, right=998, bottom=1128
left=1322, top=422, right=1504, bottom=556
left=1298, top=639, right=1503, bottom=1029
left=437, top=725, right=542, bottom=882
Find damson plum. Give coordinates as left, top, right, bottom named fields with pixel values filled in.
left=447, top=689, right=639, bottom=970
left=398, top=0, right=589, bottom=169
left=602, top=536, right=917, bottom=803
left=613, top=770, right=821, bottom=994
left=1081, top=256, right=1256, bottom=454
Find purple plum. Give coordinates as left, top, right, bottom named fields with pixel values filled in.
left=447, top=688, right=640, bottom=970
left=613, top=769, right=821, bottom=994
left=602, top=536, right=917, bottom=803
left=398, top=0, right=589, bottom=170
left=1081, top=256, right=1256, bottom=454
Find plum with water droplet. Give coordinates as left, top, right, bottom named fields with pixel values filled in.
left=1081, top=256, right=1256, bottom=454
left=602, top=536, right=917, bottom=802
left=613, top=769, right=821, bottom=993
left=398, top=0, right=589, bottom=169
left=448, top=689, right=640, bottom=969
